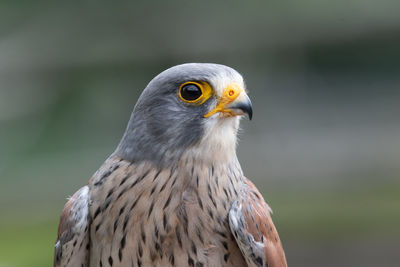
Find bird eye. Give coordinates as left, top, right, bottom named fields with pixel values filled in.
left=179, top=82, right=203, bottom=102
left=178, top=81, right=214, bottom=105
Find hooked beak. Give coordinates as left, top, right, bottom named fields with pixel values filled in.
left=204, top=83, right=253, bottom=120
left=228, top=93, right=253, bottom=120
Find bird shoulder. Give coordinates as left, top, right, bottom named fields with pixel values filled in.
left=54, top=186, right=90, bottom=267
left=229, top=178, right=287, bottom=267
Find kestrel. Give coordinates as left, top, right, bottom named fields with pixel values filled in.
left=54, top=63, right=287, bottom=267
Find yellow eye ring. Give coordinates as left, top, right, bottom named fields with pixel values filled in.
left=178, top=81, right=213, bottom=105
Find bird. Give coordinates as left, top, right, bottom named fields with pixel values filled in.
left=54, top=63, right=287, bottom=267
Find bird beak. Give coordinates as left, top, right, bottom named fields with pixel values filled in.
left=204, top=83, right=253, bottom=120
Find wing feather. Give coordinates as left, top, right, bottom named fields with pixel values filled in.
left=54, top=186, right=90, bottom=267
left=229, top=178, right=287, bottom=267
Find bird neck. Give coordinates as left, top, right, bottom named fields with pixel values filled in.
left=115, top=109, right=241, bottom=168
left=181, top=118, right=241, bottom=166
left=172, top=153, right=244, bottom=203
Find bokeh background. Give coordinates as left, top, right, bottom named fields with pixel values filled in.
left=1, top=1, right=399, bottom=266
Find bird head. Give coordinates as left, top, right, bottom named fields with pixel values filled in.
left=115, top=63, right=252, bottom=165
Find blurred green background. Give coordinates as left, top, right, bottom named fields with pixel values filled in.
left=1, top=1, right=399, bottom=266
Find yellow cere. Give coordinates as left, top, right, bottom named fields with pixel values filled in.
left=178, top=81, right=214, bottom=105
left=204, top=82, right=243, bottom=118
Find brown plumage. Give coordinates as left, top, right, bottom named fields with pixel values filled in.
left=230, top=179, right=287, bottom=267
left=54, top=63, right=287, bottom=267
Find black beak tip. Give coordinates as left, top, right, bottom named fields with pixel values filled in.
left=243, top=97, right=253, bottom=120
left=231, top=100, right=253, bottom=120
left=248, top=107, right=253, bottom=120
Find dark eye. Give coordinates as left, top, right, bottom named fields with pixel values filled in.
left=180, top=83, right=203, bottom=101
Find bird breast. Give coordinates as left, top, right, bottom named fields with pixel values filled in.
left=87, top=155, right=246, bottom=266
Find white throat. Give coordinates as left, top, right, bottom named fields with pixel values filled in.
left=183, top=116, right=241, bottom=164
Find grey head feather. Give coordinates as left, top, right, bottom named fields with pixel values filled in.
left=114, top=63, right=242, bottom=166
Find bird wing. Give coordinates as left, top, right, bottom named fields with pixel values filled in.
left=229, top=178, right=287, bottom=267
left=54, top=186, right=90, bottom=267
